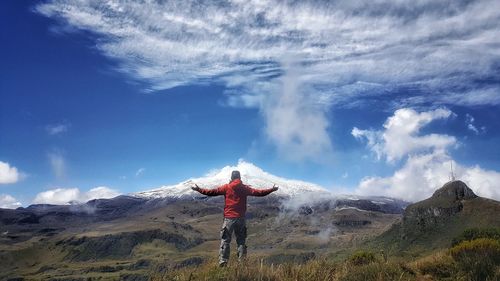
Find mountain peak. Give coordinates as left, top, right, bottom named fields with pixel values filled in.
left=203, top=160, right=277, bottom=183
left=431, top=180, right=477, bottom=201
left=135, top=160, right=328, bottom=199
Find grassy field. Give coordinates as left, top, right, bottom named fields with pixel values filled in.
left=151, top=237, right=500, bottom=281
left=151, top=256, right=414, bottom=281
left=3, top=228, right=499, bottom=280
left=150, top=255, right=434, bottom=281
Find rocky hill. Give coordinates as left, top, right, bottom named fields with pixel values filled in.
left=375, top=180, right=500, bottom=253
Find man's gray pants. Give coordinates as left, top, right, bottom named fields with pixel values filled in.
left=219, top=217, right=247, bottom=265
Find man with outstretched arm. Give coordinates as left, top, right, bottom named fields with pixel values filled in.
left=191, top=170, right=279, bottom=267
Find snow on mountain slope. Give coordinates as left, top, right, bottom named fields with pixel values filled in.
left=134, top=160, right=328, bottom=199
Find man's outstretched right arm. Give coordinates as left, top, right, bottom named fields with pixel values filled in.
left=191, top=184, right=226, bottom=196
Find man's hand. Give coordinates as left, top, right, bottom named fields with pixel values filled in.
left=191, top=184, right=201, bottom=192
left=272, top=184, right=279, bottom=192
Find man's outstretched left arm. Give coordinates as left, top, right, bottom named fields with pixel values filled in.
left=245, top=184, right=279, bottom=197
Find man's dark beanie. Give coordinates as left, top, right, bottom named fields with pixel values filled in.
left=231, top=170, right=241, bottom=181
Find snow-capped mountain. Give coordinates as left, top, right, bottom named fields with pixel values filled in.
left=134, top=160, right=328, bottom=199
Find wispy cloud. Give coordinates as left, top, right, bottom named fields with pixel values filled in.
left=465, top=113, right=485, bottom=135
left=47, top=150, right=66, bottom=180
left=135, top=168, right=146, bottom=177
left=35, top=0, right=500, bottom=103
left=35, top=0, right=500, bottom=159
left=45, top=120, right=71, bottom=136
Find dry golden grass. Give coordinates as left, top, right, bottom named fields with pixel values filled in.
left=150, top=254, right=421, bottom=281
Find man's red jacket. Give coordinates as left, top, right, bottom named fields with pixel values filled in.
left=196, top=178, right=275, bottom=218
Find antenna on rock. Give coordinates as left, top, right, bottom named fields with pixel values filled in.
left=449, top=161, right=456, bottom=181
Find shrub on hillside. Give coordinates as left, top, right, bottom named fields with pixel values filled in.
left=417, top=254, right=457, bottom=280
left=449, top=238, right=500, bottom=281
left=451, top=228, right=500, bottom=247
left=348, top=251, right=376, bottom=266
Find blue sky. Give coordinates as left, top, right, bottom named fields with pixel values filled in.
left=1, top=0, right=500, bottom=207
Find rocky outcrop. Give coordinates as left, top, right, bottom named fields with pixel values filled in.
left=431, top=180, right=477, bottom=201
left=402, top=181, right=476, bottom=235
left=334, top=220, right=371, bottom=227
left=376, top=180, right=500, bottom=252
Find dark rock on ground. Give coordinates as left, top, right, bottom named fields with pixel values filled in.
left=264, top=252, right=316, bottom=264
left=62, top=229, right=203, bottom=261
left=174, top=257, right=205, bottom=269
left=119, top=273, right=149, bottom=281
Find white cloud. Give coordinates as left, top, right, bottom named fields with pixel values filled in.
left=48, top=150, right=66, bottom=180
left=354, top=108, right=500, bottom=202
left=460, top=166, right=500, bottom=201
left=45, top=120, right=71, bottom=135
left=466, top=114, right=478, bottom=134
left=0, top=194, right=22, bottom=209
left=352, top=108, right=456, bottom=162
left=85, top=186, right=121, bottom=201
left=465, top=113, right=485, bottom=135
left=35, top=0, right=500, bottom=160
left=356, top=151, right=452, bottom=201
left=351, top=128, right=384, bottom=160
left=33, top=186, right=120, bottom=205
left=0, top=161, right=22, bottom=184
left=33, top=187, right=80, bottom=205
left=355, top=151, right=500, bottom=202
left=468, top=126, right=479, bottom=135
left=135, top=168, right=146, bottom=177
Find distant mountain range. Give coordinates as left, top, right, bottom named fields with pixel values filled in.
left=134, top=161, right=407, bottom=213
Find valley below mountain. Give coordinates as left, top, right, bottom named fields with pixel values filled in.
left=1, top=163, right=499, bottom=280
left=0, top=193, right=407, bottom=280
